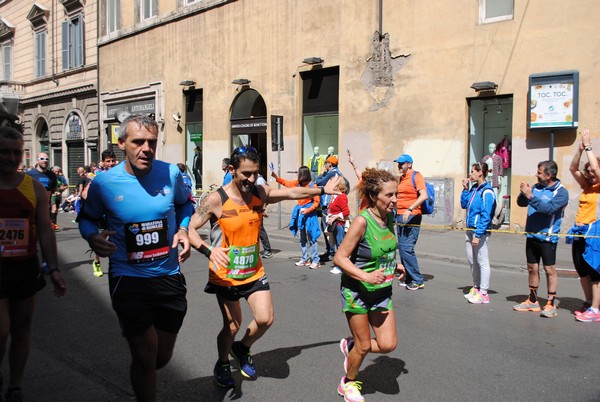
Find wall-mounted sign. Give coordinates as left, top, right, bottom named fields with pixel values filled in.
left=528, top=70, right=579, bottom=130
left=110, top=124, right=120, bottom=143
left=231, top=118, right=267, bottom=134
left=65, top=113, right=83, bottom=140
left=106, top=99, right=155, bottom=120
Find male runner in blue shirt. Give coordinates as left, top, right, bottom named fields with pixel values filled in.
left=78, top=114, right=193, bottom=401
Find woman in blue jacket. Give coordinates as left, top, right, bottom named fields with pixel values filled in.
left=461, top=162, right=496, bottom=304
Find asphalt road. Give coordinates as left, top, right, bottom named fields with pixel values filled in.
left=4, top=216, right=599, bottom=402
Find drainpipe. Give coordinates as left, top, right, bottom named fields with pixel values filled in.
left=378, top=0, right=383, bottom=39
left=51, top=0, right=58, bottom=85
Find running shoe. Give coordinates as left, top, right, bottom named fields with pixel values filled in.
left=261, top=250, right=273, bottom=259
left=406, top=282, right=424, bottom=291
left=320, top=253, right=332, bottom=262
left=51, top=223, right=60, bottom=232
left=309, top=262, right=321, bottom=269
left=540, top=303, right=558, bottom=318
left=5, top=387, right=23, bottom=402
left=512, top=299, right=541, bottom=312
left=295, top=260, right=310, bottom=267
left=575, top=308, right=600, bottom=322
left=337, top=376, right=364, bottom=402
left=397, top=279, right=407, bottom=287
left=330, top=266, right=342, bottom=274
left=464, top=287, right=476, bottom=299
left=467, top=290, right=490, bottom=304
left=575, top=302, right=592, bottom=315
left=92, top=261, right=103, bottom=277
left=230, top=341, right=256, bottom=378
left=339, top=336, right=354, bottom=373
left=213, top=361, right=235, bottom=388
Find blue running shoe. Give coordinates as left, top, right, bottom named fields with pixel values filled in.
left=213, top=361, right=235, bottom=388
left=230, top=341, right=256, bottom=378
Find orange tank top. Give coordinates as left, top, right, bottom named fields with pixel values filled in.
left=0, top=175, right=37, bottom=259
left=209, top=187, right=266, bottom=286
left=575, top=183, right=600, bottom=224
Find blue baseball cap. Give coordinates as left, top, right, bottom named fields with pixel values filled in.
left=394, top=154, right=413, bottom=164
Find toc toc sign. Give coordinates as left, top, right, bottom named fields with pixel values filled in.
left=529, top=70, right=579, bottom=130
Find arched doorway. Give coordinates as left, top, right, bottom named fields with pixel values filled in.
left=36, top=118, right=50, bottom=156
left=64, top=112, right=85, bottom=184
left=230, top=89, right=268, bottom=177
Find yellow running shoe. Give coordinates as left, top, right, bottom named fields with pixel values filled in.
left=93, top=260, right=104, bottom=277
left=337, top=377, right=364, bottom=402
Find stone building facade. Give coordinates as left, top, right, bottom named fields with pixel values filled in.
left=0, top=0, right=98, bottom=182
left=4, top=0, right=599, bottom=228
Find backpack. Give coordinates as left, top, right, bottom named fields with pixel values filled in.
left=482, top=188, right=501, bottom=229
left=411, top=171, right=435, bottom=215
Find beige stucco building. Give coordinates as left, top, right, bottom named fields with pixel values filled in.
left=0, top=0, right=98, bottom=182
left=23, top=0, right=599, bottom=228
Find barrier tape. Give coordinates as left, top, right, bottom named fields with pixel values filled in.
left=396, top=222, right=598, bottom=239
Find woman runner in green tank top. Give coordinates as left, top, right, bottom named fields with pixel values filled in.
left=332, top=168, right=406, bottom=402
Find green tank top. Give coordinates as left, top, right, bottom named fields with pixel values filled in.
left=346, top=209, right=397, bottom=293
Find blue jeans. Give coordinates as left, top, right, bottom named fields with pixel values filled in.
left=397, top=214, right=423, bottom=285
left=299, top=228, right=319, bottom=264
left=321, top=211, right=334, bottom=256
left=333, top=224, right=346, bottom=249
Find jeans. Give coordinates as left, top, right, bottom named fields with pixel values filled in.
left=333, top=224, right=346, bottom=249
left=259, top=219, right=271, bottom=252
left=465, top=232, right=490, bottom=291
left=321, top=210, right=334, bottom=256
left=299, top=228, right=319, bottom=264
left=397, top=214, right=423, bottom=285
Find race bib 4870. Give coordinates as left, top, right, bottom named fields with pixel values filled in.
left=226, top=244, right=259, bottom=279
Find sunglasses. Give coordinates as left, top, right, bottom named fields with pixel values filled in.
left=232, top=146, right=258, bottom=156
left=38, top=157, right=49, bottom=161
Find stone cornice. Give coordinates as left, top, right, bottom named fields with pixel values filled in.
left=27, top=3, right=50, bottom=30
left=20, top=83, right=96, bottom=105
left=0, top=17, right=15, bottom=42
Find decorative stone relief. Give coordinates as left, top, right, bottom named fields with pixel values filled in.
left=361, top=32, right=411, bottom=111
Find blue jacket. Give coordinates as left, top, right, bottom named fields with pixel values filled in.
left=517, top=180, right=569, bottom=243
left=316, top=167, right=346, bottom=207
left=289, top=203, right=321, bottom=240
left=460, top=182, right=495, bottom=238
left=566, top=222, right=600, bottom=273
left=315, top=166, right=342, bottom=187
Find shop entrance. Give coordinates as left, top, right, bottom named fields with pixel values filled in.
left=230, top=89, right=268, bottom=178
left=468, top=95, right=513, bottom=224
left=301, top=67, right=339, bottom=181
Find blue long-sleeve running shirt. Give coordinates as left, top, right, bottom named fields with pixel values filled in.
left=79, top=160, right=193, bottom=277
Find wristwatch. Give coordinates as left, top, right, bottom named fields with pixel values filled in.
left=407, top=207, right=413, bottom=212
left=585, top=146, right=593, bottom=152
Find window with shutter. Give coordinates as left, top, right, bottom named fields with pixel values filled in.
left=36, top=31, right=46, bottom=77
left=2, top=44, right=11, bottom=80
left=61, top=15, right=84, bottom=70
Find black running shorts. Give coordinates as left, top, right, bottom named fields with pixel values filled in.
left=109, top=273, right=187, bottom=338
left=571, top=238, right=600, bottom=282
left=525, top=237, right=557, bottom=266
left=0, top=256, right=46, bottom=299
left=204, top=275, right=270, bottom=301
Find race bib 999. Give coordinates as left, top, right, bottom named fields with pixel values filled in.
left=125, top=218, right=169, bottom=264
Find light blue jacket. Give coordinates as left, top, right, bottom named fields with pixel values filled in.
left=460, top=182, right=496, bottom=238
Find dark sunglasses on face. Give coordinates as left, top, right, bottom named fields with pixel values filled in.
left=38, top=157, right=49, bottom=161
